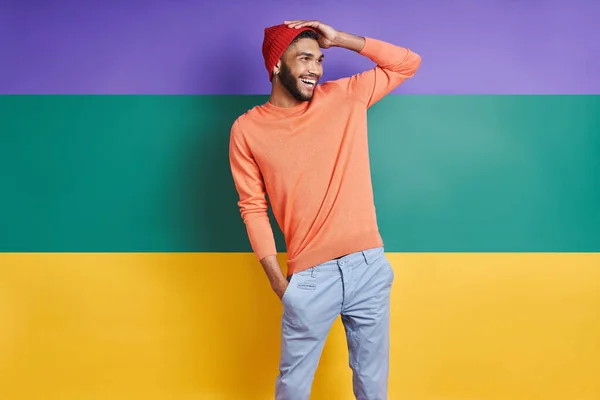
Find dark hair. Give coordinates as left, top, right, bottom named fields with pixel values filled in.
left=289, top=30, right=319, bottom=46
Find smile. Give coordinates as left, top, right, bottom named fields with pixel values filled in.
left=300, top=77, right=317, bottom=87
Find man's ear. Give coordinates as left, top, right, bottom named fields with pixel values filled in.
left=273, top=59, right=282, bottom=77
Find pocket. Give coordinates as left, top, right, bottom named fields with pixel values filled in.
left=363, top=246, right=385, bottom=265
left=294, top=268, right=317, bottom=291
left=281, top=274, right=294, bottom=304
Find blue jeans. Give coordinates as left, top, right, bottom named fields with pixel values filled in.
left=276, top=247, right=395, bottom=399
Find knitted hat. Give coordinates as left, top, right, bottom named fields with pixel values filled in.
left=262, top=24, right=318, bottom=81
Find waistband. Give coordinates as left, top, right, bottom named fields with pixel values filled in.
left=309, top=246, right=384, bottom=272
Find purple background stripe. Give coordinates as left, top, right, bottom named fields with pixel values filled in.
left=1, top=0, right=598, bottom=95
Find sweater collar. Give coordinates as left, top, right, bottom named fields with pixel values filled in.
left=261, top=98, right=311, bottom=117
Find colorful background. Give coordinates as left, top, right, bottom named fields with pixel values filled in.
left=1, top=1, right=599, bottom=399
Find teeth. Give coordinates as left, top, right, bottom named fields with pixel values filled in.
left=301, top=78, right=316, bottom=86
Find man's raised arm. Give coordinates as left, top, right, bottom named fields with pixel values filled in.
left=285, top=20, right=422, bottom=107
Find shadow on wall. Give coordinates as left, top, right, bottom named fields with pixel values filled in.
left=173, top=36, right=290, bottom=395
left=178, top=96, right=251, bottom=252
left=180, top=30, right=286, bottom=252
left=177, top=96, right=286, bottom=252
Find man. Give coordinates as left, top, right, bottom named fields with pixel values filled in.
left=229, top=20, right=421, bottom=399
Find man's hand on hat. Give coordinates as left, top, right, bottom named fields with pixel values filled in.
left=284, top=20, right=338, bottom=49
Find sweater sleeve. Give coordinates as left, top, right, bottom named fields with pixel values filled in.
left=228, top=119, right=277, bottom=260
left=334, top=37, right=421, bottom=108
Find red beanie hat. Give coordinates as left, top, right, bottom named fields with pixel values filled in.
left=262, top=24, right=318, bottom=81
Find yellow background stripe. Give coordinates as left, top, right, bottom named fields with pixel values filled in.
left=1, top=253, right=599, bottom=400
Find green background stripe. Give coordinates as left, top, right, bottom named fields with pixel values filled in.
left=0, top=95, right=598, bottom=252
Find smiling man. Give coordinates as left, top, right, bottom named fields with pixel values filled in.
left=229, top=20, right=421, bottom=399
left=272, top=32, right=322, bottom=103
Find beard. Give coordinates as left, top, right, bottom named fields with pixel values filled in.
left=279, top=62, right=314, bottom=102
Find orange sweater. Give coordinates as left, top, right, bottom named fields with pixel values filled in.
left=229, top=37, right=421, bottom=276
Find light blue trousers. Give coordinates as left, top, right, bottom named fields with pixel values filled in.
left=276, top=246, right=395, bottom=400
